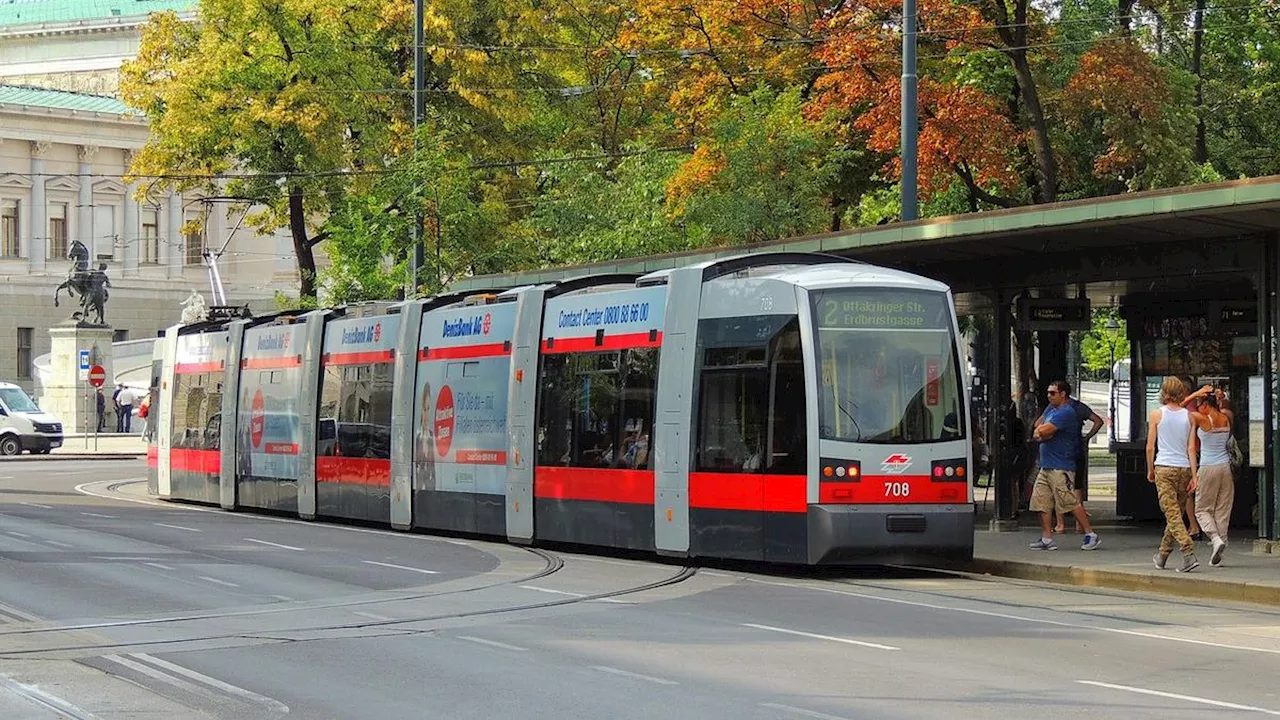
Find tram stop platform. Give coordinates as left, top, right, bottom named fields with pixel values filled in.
left=967, top=495, right=1280, bottom=607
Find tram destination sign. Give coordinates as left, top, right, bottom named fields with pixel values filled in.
left=1016, top=297, right=1092, bottom=331
left=816, top=291, right=947, bottom=329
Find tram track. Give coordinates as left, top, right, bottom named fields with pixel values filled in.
left=0, top=550, right=695, bottom=659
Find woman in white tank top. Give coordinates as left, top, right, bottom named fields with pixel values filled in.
left=1190, top=388, right=1235, bottom=566
left=1147, top=377, right=1209, bottom=572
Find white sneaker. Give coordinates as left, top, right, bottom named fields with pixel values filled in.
left=1210, top=537, right=1227, bottom=566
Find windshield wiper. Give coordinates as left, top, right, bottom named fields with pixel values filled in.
left=836, top=399, right=862, bottom=441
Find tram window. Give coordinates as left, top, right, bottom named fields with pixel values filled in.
left=811, top=288, right=963, bottom=444
left=316, top=361, right=393, bottom=459
left=536, top=348, right=658, bottom=470
left=171, top=371, right=222, bottom=451
left=694, top=317, right=805, bottom=475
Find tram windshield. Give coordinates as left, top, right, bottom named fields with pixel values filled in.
left=812, top=288, right=964, bottom=444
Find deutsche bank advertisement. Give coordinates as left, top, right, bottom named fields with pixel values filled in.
left=237, top=324, right=306, bottom=482
left=413, top=303, right=516, bottom=496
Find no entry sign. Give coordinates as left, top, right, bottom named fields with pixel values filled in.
left=88, top=365, right=106, bottom=388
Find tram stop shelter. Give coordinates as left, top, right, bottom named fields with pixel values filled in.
left=454, top=175, right=1280, bottom=544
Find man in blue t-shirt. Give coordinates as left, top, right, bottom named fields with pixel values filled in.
left=1028, top=380, right=1100, bottom=551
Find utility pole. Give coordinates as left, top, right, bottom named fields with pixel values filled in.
left=900, top=0, right=919, bottom=222
left=409, top=0, right=426, bottom=297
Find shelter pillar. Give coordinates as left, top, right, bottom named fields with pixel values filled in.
left=989, top=291, right=1017, bottom=528
left=1262, top=235, right=1279, bottom=542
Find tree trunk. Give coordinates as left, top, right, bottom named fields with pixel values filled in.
left=1192, top=0, right=1207, bottom=163
left=288, top=189, right=317, bottom=301
left=1009, top=50, right=1058, bottom=203
left=1118, top=0, right=1136, bottom=35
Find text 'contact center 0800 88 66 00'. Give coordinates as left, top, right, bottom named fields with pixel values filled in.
left=149, top=252, right=975, bottom=566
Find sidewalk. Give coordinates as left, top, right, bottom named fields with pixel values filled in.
left=968, top=499, right=1280, bottom=606
left=0, top=433, right=146, bottom=460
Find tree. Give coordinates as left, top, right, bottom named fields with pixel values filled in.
left=1081, top=310, right=1130, bottom=377
left=121, top=0, right=408, bottom=301
left=322, top=126, right=525, bottom=302
left=669, top=85, right=847, bottom=244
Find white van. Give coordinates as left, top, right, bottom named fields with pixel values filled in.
left=0, top=382, right=64, bottom=455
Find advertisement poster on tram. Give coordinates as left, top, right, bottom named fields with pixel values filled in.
left=413, top=303, right=516, bottom=495
left=237, top=324, right=306, bottom=481
left=540, top=286, right=667, bottom=344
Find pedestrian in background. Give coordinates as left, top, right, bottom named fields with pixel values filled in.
left=117, top=385, right=136, bottom=433
left=95, top=388, right=106, bottom=433
left=112, top=383, right=124, bottom=433
left=1034, top=387, right=1104, bottom=534
left=1028, top=380, right=1101, bottom=551
left=1148, top=376, right=1201, bottom=572
left=1189, top=387, right=1234, bottom=566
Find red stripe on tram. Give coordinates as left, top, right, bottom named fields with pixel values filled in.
left=418, top=344, right=511, bottom=361
left=324, top=350, right=395, bottom=366
left=147, top=445, right=159, bottom=468
left=534, top=467, right=655, bottom=504
left=688, top=472, right=807, bottom=513
left=821, top=475, right=967, bottom=504
left=541, top=331, right=662, bottom=354
left=242, top=355, right=302, bottom=370
left=316, top=456, right=392, bottom=487
left=170, top=448, right=221, bottom=474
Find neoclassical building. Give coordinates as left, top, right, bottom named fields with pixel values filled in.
left=0, top=0, right=299, bottom=393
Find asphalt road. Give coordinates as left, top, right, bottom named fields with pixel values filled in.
left=2, top=459, right=1280, bottom=719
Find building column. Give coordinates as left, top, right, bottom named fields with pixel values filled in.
left=29, top=141, right=49, bottom=273
left=78, top=145, right=98, bottom=260
left=166, top=191, right=183, bottom=279
left=122, top=151, right=139, bottom=278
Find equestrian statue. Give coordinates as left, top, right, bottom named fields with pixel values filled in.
left=53, top=240, right=111, bottom=326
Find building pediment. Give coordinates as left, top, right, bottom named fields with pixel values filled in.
left=92, top=178, right=126, bottom=195
left=44, top=175, right=79, bottom=193
left=0, top=174, right=32, bottom=189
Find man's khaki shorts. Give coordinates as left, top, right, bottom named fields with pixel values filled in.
left=1029, top=468, right=1079, bottom=514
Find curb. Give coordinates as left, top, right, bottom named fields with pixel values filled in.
left=1, top=454, right=144, bottom=462
left=964, top=557, right=1280, bottom=607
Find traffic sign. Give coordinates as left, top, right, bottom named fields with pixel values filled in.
left=78, top=350, right=90, bottom=380
left=88, top=365, right=106, bottom=388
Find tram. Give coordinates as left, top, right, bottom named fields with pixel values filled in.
left=149, top=252, right=974, bottom=564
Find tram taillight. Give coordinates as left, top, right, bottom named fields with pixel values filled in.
left=931, top=459, right=967, bottom=481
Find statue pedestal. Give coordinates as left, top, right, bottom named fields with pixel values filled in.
left=43, top=323, right=114, bottom=436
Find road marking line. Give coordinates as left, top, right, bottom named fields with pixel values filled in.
left=17, top=502, right=52, bottom=510
left=0, top=602, right=40, bottom=622
left=131, top=653, right=289, bottom=713
left=352, top=611, right=394, bottom=622
left=44, top=540, right=74, bottom=548
left=269, top=595, right=293, bottom=602
left=0, top=476, right=14, bottom=480
left=362, top=560, right=438, bottom=575
left=441, top=539, right=471, bottom=546
left=198, top=576, right=240, bottom=588
left=1079, top=680, right=1280, bottom=715
left=520, top=585, right=584, bottom=597
left=760, top=702, right=850, bottom=720
left=6, top=531, right=30, bottom=538
left=592, top=665, right=677, bottom=685
left=741, top=623, right=900, bottom=651
left=154, top=523, right=200, bottom=532
left=746, top=577, right=1280, bottom=656
left=457, top=635, right=528, bottom=652
left=144, top=562, right=175, bottom=570
left=81, top=512, right=117, bottom=519
left=243, top=538, right=304, bottom=551
left=104, top=654, right=211, bottom=697
left=0, top=673, right=103, bottom=719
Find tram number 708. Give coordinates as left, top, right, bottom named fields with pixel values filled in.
left=884, top=482, right=911, bottom=498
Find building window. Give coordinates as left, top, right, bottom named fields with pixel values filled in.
left=185, top=225, right=204, bottom=266
left=48, top=202, right=68, bottom=259
left=141, top=208, right=159, bottom=264
left=113, top=329, right=129, bottom=343
left=94, top=204, right=117, bottom=260
left=16, top=327, right=32, bottom=380
left=1, top=199, right=17, bottom=258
